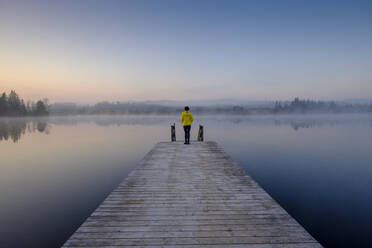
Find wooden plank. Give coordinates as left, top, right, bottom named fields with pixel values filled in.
left=64, top=245, right=321, bottom=248
left=63, top=141, right=322, bottom=247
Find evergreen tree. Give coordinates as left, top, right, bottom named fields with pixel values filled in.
left=8, top=90, right=22, bottom=115
left=0, top=90, right=50, bottom=116
left=0, top=92, right=8, bottom=115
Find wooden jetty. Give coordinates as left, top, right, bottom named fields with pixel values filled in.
left=63, top=141, right=322, bottom=248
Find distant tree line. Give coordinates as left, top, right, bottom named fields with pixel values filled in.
left=0, top=90, right=49, bottom=116
left=273, top=97, right=372, bottom=114
left=49, top=101, right=272, bottom=115
left=3, top=95, right=370, bottom=116
left=48, top=98, right=372, bottom=115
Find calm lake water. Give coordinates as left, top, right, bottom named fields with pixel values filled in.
left=1, top=114, right=372, bottom=248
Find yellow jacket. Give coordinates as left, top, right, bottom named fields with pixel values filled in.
left=181, top=111, right=194, bottom=126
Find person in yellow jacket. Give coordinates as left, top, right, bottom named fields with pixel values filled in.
left=181, top=106, right=194, bottom=144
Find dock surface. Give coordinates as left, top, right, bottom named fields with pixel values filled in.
left=64, top=141, right=321, bottom=247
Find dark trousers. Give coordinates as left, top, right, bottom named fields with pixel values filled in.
left=183, top=125, right=191, bottom=143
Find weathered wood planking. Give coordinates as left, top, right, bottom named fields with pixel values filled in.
left=63, top=141, right=322, bottom=248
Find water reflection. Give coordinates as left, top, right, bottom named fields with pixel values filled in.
left=0, top=119, right=50, bottom=142
left=290, top=121, right=320, bottom=130
left=1, top=114, right=371, bottom=142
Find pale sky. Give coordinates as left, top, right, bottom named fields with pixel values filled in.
left=1, top=0, right=371, bottom=103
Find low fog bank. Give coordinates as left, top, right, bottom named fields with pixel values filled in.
left=49, top=98, right=372, bottom=116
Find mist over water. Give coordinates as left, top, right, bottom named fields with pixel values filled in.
left=1, top=114, right=372, bottom=248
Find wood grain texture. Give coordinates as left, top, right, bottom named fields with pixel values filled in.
left=63, top=141, right=322, bottom=248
